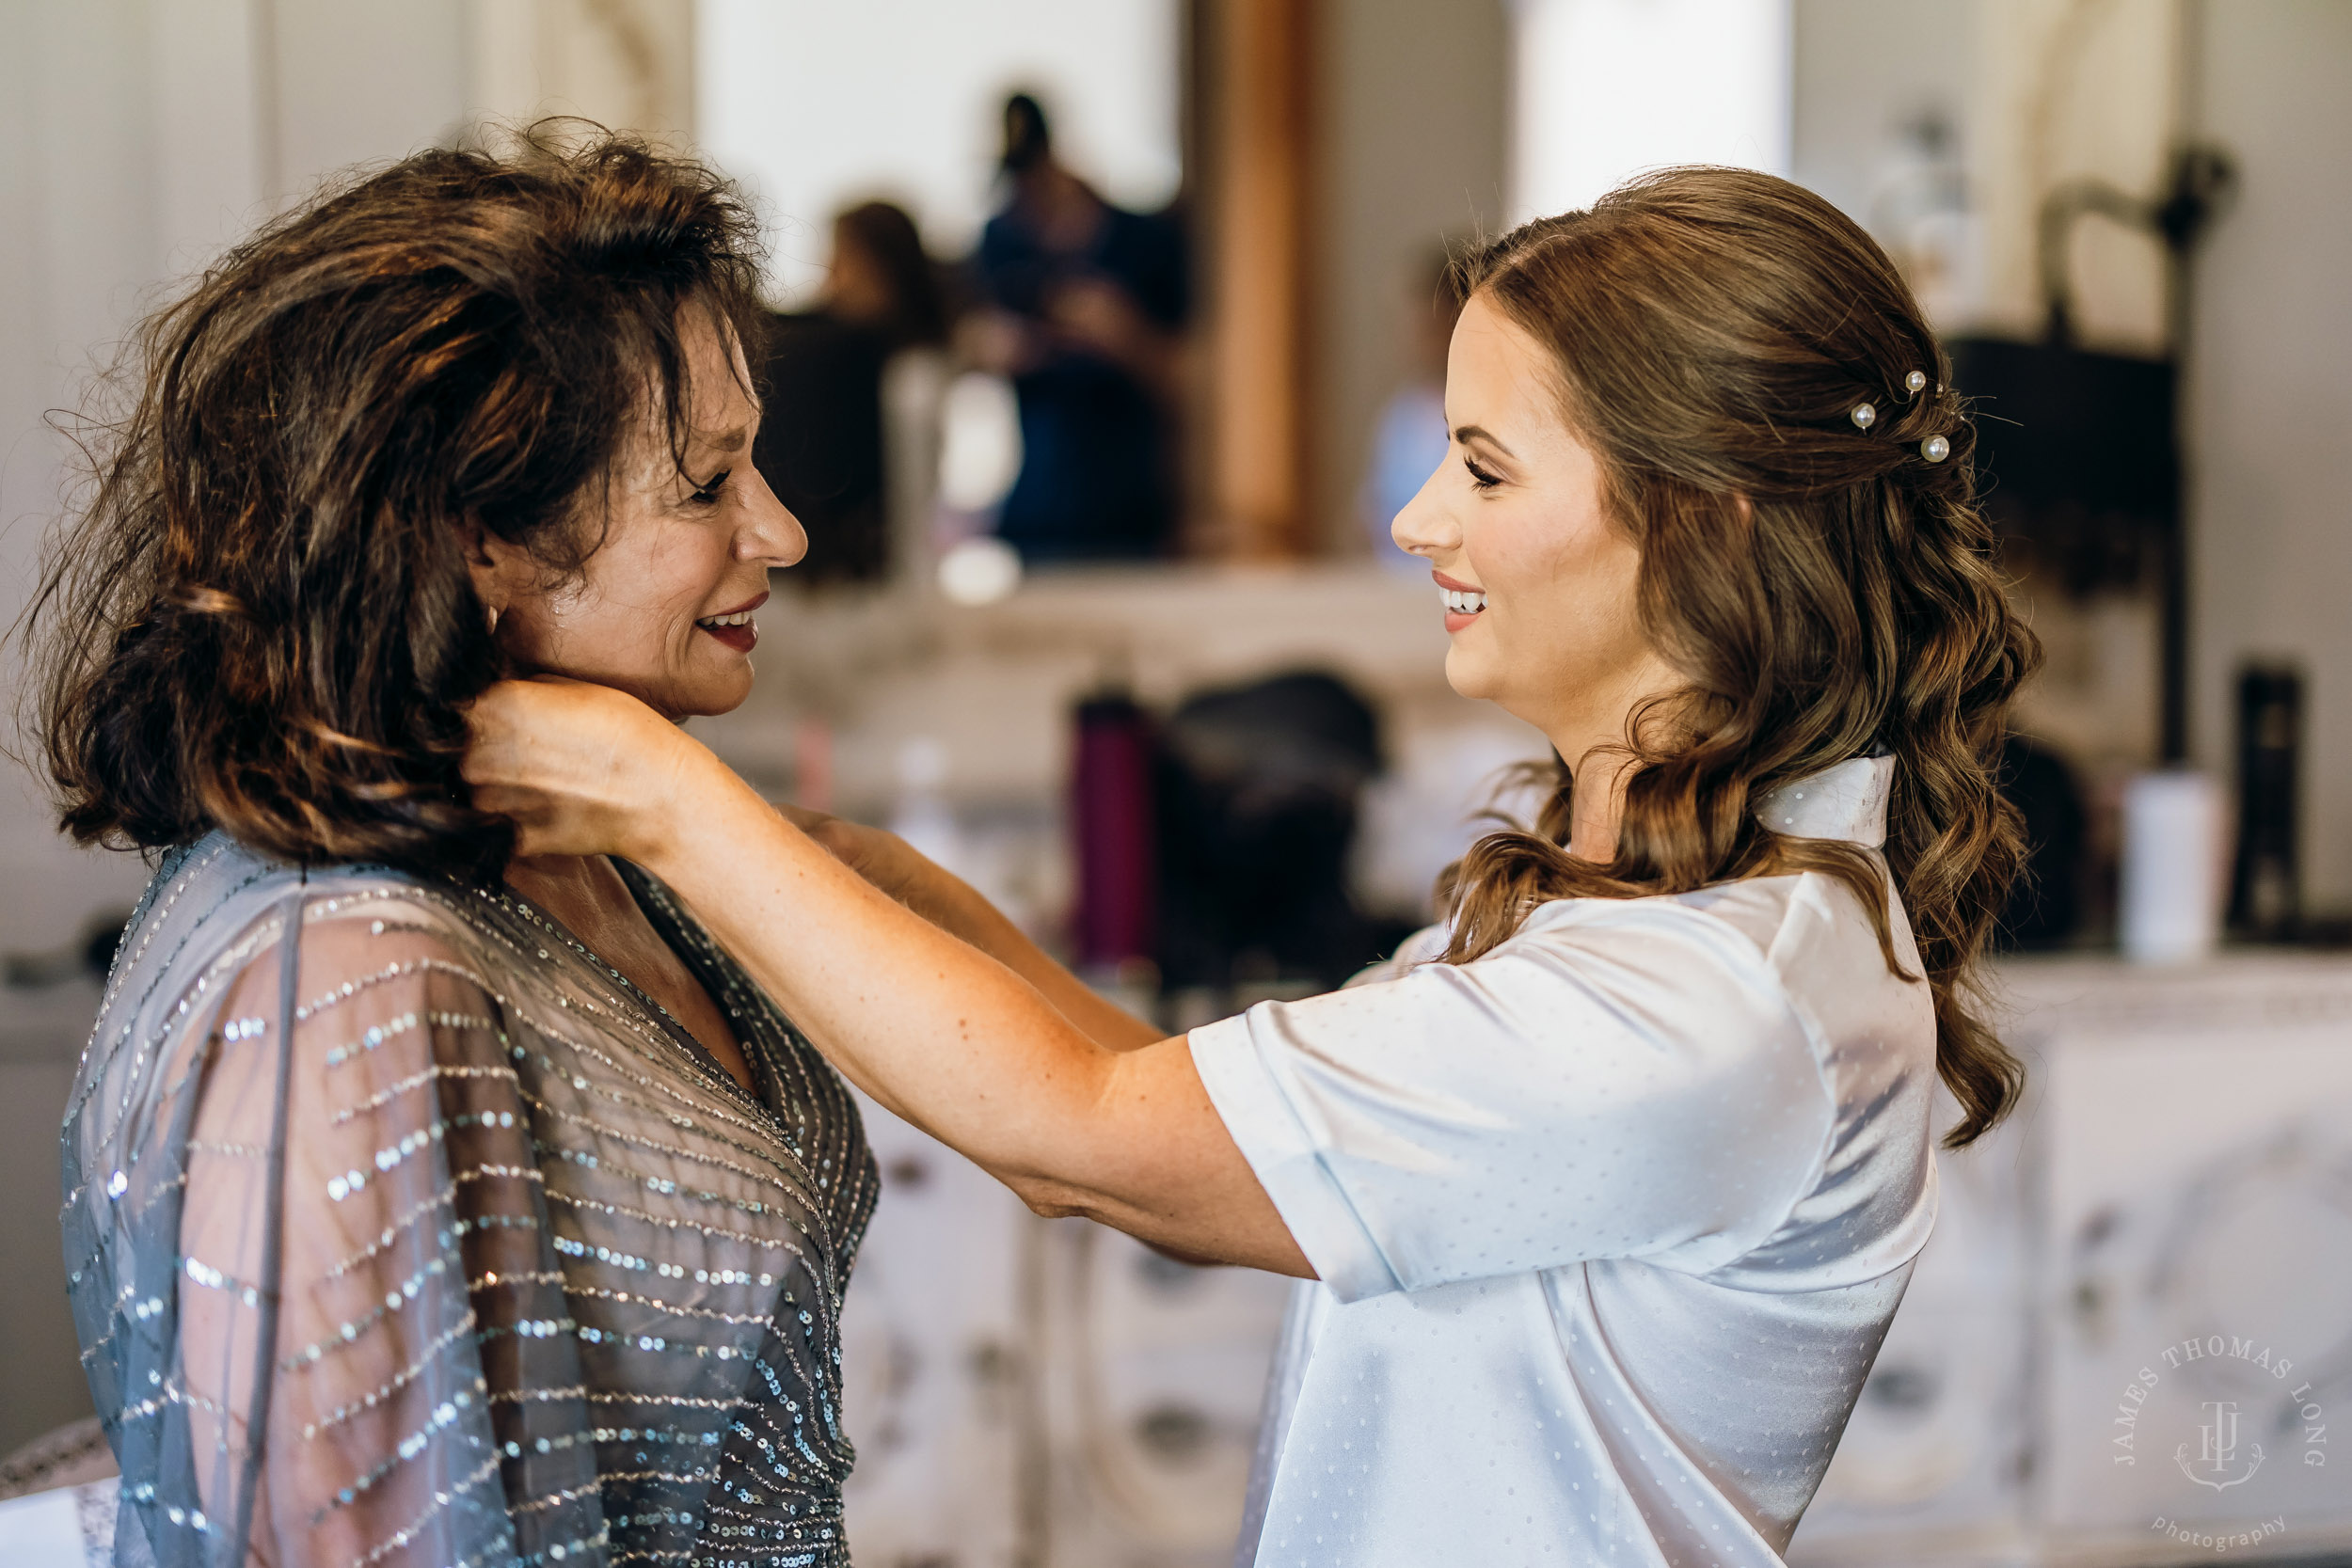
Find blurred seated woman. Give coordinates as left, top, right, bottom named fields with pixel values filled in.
left=754, top=200, right=951, bottom=585
left=27, top=131, right=876, bottom=1568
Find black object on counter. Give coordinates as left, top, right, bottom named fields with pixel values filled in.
left=2229, top=663, right=2303, bottom=940
left=1994, top=734, right=2089, bottom=951
left=1154, top=671, right=1408, bottom=991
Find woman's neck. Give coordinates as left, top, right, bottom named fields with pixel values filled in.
left=1537, top=659, right=1687, bottom=865
left=506, top=851, right=598, bottom=896
left=1563, top=751, right=1633, bottom=863
left=503, top=853, right=614, bottom=927
left=503, top=851, right=758, bottom=1096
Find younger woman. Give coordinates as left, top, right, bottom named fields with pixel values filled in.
left=466, top=166, right=2038, bottom=1566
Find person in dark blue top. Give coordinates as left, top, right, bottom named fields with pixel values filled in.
left=966, top=92, right=1188, bottom=562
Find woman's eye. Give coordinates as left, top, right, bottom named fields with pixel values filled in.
left=1464, top=456, right=1502, bottom=491
left=688, top=470, right=729, bottom=506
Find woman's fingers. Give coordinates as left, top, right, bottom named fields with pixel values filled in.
left=462, top=677, right=690, bottom=859
left=775, top=802, right=839, bottom=837
left=776, top=803, right=900, bottom=888
left=464, top=780, right=560, bottom=857
left=461, top=678, right=577, bottom=790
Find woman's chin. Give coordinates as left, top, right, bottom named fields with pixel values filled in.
left=1443, top=645, right=1501, bottom=705
left=556, top=668, right=753, bottom=724
left=668, top=677, right=754, bottom=721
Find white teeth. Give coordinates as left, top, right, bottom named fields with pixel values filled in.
left=1441, top=588, right=1487, bottom=614
left=697, top=610, right=755, bottom=627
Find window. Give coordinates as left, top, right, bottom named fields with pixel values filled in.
left=1511, top=0, right=1792, bottom=222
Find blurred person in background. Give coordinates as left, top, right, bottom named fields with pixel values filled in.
left=1359, top=245, right=1464, bottom=570
left=470, top=166, right=2039, bottom=1568
left=963, top=90, right=1188, bottom=562
left=755, top=199, right=952, bottom=584
left=28, top=130, right=877, bottom=1567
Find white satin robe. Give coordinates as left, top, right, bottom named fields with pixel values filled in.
left=1189, top=756, right=1937, bottom=1567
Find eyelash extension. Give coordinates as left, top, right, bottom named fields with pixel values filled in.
left=1464, top=456, right=1502, bottom=491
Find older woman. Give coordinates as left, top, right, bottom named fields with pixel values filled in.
left=29, top=133, right=873, bottom=1568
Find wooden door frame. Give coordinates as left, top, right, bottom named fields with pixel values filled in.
left=1187, top=0, right=1318, bottom=560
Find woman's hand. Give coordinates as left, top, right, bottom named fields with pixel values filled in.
left=463, top=678, right=713, bottom=862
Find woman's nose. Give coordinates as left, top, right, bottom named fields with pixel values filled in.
left=1389, top=456, right=1457, bottom=559
left=740, top=467, right=808, bottom=569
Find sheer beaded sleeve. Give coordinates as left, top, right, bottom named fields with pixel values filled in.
left=64, top=839, right=876, bottom=1568
left=181, top=905, right=597, bottom=1566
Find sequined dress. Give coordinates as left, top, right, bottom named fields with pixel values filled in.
left=59, top=833, right=879, bottom=1568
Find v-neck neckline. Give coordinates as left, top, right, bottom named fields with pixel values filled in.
left=489, top=861, right=773, bottom=1118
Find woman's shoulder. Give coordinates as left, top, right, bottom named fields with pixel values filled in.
left=1504, top=864, right=1899, bottom=972
left=1438, top=873, right=1917, bottom=1062
left=71, top=839, right=520, bottom=1212
left=1493, top=871, right=1812, bottom=958
left=105, top=833, right=516, bottom=1027
left=1366, top=875, right=1830, bottom=990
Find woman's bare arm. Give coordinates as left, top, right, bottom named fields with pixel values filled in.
left=467, top=679, right=1311, bottom=1276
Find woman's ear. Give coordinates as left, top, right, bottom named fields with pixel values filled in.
left=462, top=522, right=536, bottom=635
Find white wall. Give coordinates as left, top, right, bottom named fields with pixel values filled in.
left=0, top=0, right=165, bottom=1455
left=3, top=0, right=190, bottom=964
left=1511, top=0, right=1792, bottom=224
left=0, top=0, right=475, bottom=1454
left=2, top=0, right=471, bottom=958
left=2185, top=0, right=2352, bottom=913
left=273, top=0, right=469, bottom=181
left=1792, top=0, right=1968, bottom=201
left=1794, top=0, right=2182, bottom=352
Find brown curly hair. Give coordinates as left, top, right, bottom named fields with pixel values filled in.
left=22, top=125, right=766, bottom=884
left=1437, top=167, right=2040, bottom=1149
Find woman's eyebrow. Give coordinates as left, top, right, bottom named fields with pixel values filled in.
left=1454, top=423, right=1518, bottom=459
left=691, top=420, right=755, bottom=457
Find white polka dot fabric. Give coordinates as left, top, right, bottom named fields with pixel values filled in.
left=1191, top=756, right=1938, bottom=1565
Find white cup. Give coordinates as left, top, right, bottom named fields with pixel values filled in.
left=2119, top=769, right=2227, bottom=965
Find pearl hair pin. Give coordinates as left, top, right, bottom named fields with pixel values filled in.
left=1854, top=372, right=1953, bottom=460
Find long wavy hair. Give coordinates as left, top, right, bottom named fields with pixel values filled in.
left=21, top=125, right=766, bottom=885
left=1437, top=167, right=2040, bottom=1149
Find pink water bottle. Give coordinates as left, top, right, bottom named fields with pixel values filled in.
left=1070, top=690, right=1157, bottom=974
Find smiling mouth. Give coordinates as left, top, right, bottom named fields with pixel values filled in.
left=1440, top=586, right=1487, bottom=615
left=695, top=593, right=766, bottom=652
